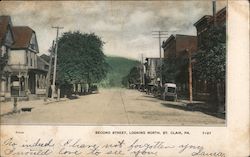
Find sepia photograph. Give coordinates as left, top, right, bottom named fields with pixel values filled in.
left=0, top=1, right=227, bottom=125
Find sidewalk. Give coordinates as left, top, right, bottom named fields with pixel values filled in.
left=175, top=99, right=225, bottom=119
left=0, top=98, right=67, bottom=116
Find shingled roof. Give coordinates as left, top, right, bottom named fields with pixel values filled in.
left=11, top=26, right=34, bottom=49
left=0, top=16, right=12, bottom=46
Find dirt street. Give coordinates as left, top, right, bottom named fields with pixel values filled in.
left=1, top=88, right=225, bottom=125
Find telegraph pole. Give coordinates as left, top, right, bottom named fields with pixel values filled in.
left=186, top=49, right=193, bottom=102
left=44, top=40, right=55, bottom=101
left=152, top=31, right=170, bottom=86
left=141, top=53, right=144, bottom=85
left=51, top=26, right=63, bottom=99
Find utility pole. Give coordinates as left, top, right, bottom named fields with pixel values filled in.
left=213, top=0, right=217, bottom=26
left=141, top=53, right=144, bottom=85
left=152, top=31, right=170, bottom=86
left=51, top=26, right=63, bottom=99
left=44, top=40, right=55, bottom=101
left=186, top=49, right=193, bottom=102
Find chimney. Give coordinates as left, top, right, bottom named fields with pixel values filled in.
left=213, top=0, right=217, bottom=25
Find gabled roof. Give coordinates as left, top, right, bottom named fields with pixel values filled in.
left=40, top=54, right=50, bottom=63
left=37, top=55, right=49, bottom=66
left=11, top=26, right=34, bottom=49
left=0, top=16, right=13, bottom=46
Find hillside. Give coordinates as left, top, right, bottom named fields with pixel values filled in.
left=99, top=56, right=140, bottom=87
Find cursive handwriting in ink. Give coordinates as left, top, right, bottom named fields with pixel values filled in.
left=192, top=150, right=226, bottom=157
left=102, top=140, right=125, bottom=149
left=127, top=139, right=175, bottom=157
left=178, top=144, right=204, bottom=154
left=3, top=137, right=18, bottom=155
left=21, top=138, right=55, bottom=148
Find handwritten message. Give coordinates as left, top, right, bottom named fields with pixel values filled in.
left=1, top=137, right=225, bottom=157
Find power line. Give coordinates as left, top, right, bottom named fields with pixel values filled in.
left=152, top=31, right=171, bottom=86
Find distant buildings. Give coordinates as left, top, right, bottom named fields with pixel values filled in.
left=144, top=57, right=162, bottom=85
left=0, top=16, right=49, bottom=101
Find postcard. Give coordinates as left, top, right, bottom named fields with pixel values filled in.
left=0, top=0, right=249, bottom=157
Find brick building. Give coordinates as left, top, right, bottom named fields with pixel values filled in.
left=193, top=7, right=226, bottom=102
left=162, top=34, right=197, bottom=96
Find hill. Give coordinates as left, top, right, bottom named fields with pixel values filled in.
left=99, top=56, right=140, bottom=87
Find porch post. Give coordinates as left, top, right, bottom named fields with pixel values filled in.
left=35, top=74, right=38, bottom=94
left=7, top=74, right=11, bottom=92
left=24, top=73, right=28, bottom=96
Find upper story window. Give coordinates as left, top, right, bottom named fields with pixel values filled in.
left=30, top=43, right=35, bottom=50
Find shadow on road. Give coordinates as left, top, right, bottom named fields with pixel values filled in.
left=143, top=95, right=155, bottom=98
left=161, top=103, right=225, bottom=120
left=68, top=95, right=80, bottom=100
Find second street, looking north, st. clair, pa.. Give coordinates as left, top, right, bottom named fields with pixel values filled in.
left=0, top=1, right=226, bottom=125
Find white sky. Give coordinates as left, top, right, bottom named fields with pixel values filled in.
left=0, top=1, right=226, bottom=60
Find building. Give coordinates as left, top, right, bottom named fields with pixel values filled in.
left=193, top=7, right=226, bottom=102
left=0, top=16, right=15, bottom=101
left=194, top=7, right=226, bottom=48
left=144, top=57, right=162, bottom=85
left=162, top=34, right=197, bottom=95
left=162, top=34, right=197, bottom=59
left=0, top=16, right=49, bottom=101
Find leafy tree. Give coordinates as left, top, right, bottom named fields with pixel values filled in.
left=0, top=51, right=8, bottom=75
left=122, top=66, right=140, bottom=87
left=57, top=31, right=109, bottom=86
left=0, top=51, right=8, bottom=94
left=162, top=56, right=188, bottom=84
left=194, top=25, right=226, bottom=82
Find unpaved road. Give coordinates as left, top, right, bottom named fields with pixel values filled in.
left=1, top=88, right=225, bottom=125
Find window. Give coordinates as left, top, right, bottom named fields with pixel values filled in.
left=30, top=58, right=32, bottom=66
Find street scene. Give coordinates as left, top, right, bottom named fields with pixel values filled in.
left=1, top=89, right=224, bottom=125
left=0, top=1, right=226, bottom=125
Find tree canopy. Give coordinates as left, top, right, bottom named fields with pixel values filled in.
left=122, top=66, right=141, bottom=87
left=162, top=56, right=188, bottom=84
left=57, top=31, right=109, bottom=85
left=194, top=25, right=226, bottom=82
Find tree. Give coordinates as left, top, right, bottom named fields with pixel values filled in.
left=194, top=25, right=226, bottom=82
left=0, top=51, right=8, bottom=97
left=122, top=66, right=140, bottom=87
left=0, top=49, right=8, bottom=75
left=194, top=24, right=226, bottom=105
left=57, top=31, right=109, bottom=88
left=162, top=56, right=188, bottom=85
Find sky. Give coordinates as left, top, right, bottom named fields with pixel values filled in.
left=0, top=1, right=226, bottom=60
